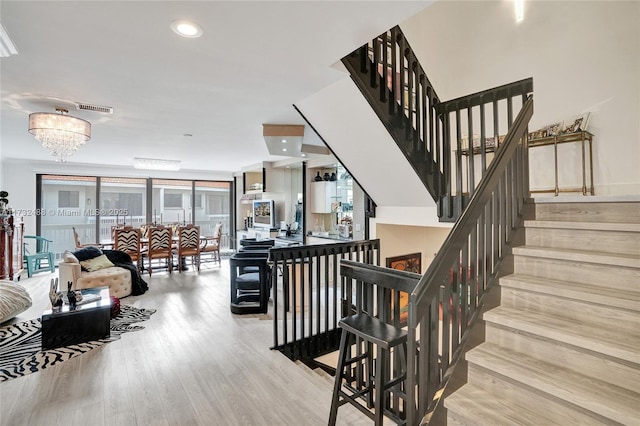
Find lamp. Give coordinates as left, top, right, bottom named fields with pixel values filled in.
left=28, top=108, right=91, bottom=162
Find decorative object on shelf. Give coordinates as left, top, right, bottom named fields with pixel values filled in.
left=330, top=172, right=337, bottom=181
left=323, top=172, right=330, bottom=181
left=49, top=278, right=63, bottom=311
left=28, top=108, right=91, bottom=162
left=560, top=112, right=590, bottom=134
left=0, top=191, right=10, bottom=216
left=314, top=171, right=323, bottom=182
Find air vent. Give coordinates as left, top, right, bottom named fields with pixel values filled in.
left=75, top=102, right=113, bottom=114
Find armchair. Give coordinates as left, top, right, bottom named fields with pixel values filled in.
left=23, top=235, right=55, bottom=277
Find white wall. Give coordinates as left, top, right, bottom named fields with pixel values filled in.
left=401, top=0, right=640, bottom=196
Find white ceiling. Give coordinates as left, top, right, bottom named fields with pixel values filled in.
left=1, top=1, right=430, bottom=175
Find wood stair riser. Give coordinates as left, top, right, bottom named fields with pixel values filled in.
left=484, top=323, right=640, bottom=394
left=498, top=286, right=640, bottom=334
left=534, top=202, right=640, bottom=224
left=525, top=227, right=640, bottom=256
left=514, top=255, right=640, bottom=293
left=465, top=365, right=611, bottom=425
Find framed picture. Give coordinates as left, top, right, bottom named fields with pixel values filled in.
left=386, top=252, right=421, bottom=273
left=386, top=252, right=421, bottom=327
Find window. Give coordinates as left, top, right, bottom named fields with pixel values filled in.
left=164, top=193, right=183, bottom=208
left=58, top=190, right=80, bottom=208
left=190, top=194, right=203, bottom=208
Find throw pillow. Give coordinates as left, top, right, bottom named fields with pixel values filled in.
left=73, top=246, right=103, bottom=262
left=80, top=254, right=115, bottom=272
left=0, top=281, right=32, bottom=324
left=63, top=250, right=80, bottom=264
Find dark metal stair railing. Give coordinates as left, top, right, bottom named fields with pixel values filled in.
left=342, top=25, right=533, bottom=222
left=342, top=26, right=443, bottom=202
left=405, top=96, right=533, bottom=425
left=269, top=239, right=380, bottom=362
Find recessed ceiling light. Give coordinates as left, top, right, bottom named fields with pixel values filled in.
left=282, top=148, right=287, bottom=152
left=171, top=20, right=203, bottom=38
left=301, top=154, right=306, bottom=157
left=282, top=139, right=287, bottom=143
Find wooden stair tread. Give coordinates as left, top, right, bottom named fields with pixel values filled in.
left=499, top=274, right=640, bottom=312
left=524, top=220, right=640, bottom=232
left=512, top=246, right=640, bottom=268
left=465, top=343, right=640, bottom=424
left=444, top=382, right=604, bottom=426
left=482, top=306, right=640, bottom=364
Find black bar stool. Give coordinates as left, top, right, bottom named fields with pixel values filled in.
left=329, top=313, right=408, bottom=426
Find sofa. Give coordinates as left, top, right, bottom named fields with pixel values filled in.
left=59, top=247, right=148, bottom=299
left=59, top=250, right=133, bottom=298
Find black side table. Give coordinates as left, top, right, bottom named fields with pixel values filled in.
left=41, top=286, right=111, bottom=350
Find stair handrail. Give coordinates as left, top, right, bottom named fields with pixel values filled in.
left=405, top=96, right=533, bottom=424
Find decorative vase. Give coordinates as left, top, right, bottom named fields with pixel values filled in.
left=330, top=172, right=337, bottom=181
left=323, top=172, right=330, bottom=181
left=314, top=172, right=322, bottom=182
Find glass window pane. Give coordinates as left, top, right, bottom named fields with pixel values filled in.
left=40, top=175, right=97, bottom=262
left=195, top=180, right=231, bottom=249
left=99, top=177, right=147, bottom=242
left=152, top=179, right=192, bottom=225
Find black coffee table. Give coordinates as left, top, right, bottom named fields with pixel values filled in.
left=41, top=286, right=111, bottom=350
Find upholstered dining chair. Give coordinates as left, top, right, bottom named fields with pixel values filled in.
left=200, top=222, right=222, bottom=266
left=72, top=226, right=103, bottom=250
left=146, top=226, right=173, bottom=276
left=176, top=225, right=200, bottom=272
left=113, top=227, right=142, bottom=271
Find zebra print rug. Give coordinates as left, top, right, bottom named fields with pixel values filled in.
left=0, top=305, right=156, bottom=382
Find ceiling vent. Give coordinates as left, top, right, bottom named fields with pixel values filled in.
left=75, top=102, right=113, bottom=114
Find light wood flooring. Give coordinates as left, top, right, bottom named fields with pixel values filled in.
left=0, top=261, right=372, bottom=426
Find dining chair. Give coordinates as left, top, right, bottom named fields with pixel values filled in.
left=113, top=227, right=142, bottom=271
left=200, top=222, right=222, bottom=266
left=146, top=226, right=173, bottom=275
left=72, top=226, right=102, bottom=250
left=176, top=225, right=200, bottom=272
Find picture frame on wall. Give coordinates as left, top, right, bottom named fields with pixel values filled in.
left=386, top=252, right=421, bottom=273
left=386, top=252, right=422, bottom=327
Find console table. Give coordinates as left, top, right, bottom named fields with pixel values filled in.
left=528, top=131, right=594, bottom=196
left=459, top=131, right=595, bottom=196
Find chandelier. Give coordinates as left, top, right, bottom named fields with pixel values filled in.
left=28, top=108, right=91, bottom=162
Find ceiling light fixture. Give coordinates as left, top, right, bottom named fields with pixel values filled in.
left=134, top=157, right=181, bottom=171
left=28, top=108, right=91, bottom=162
left=171, top=20, right=203, bottom=38
left=514, top=0, right=524, bottom=23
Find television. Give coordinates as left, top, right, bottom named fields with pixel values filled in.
left=252, top=199, right=275, bottom=229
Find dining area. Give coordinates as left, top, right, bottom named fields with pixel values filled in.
left=72, top=221, right=223, bottom=274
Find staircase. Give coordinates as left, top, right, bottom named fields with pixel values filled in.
left=444, top=198, right=640, bottom=425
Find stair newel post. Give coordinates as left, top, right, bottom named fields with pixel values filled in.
left=427, top=86, right=435, bottom=174
left=507, top=89, right=514, bottom=126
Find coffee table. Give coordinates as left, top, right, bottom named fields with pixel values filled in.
left=41, top=286, right=111, bottom=350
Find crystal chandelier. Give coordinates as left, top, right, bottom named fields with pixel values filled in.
left=28, top=108, right=91, bottom=162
